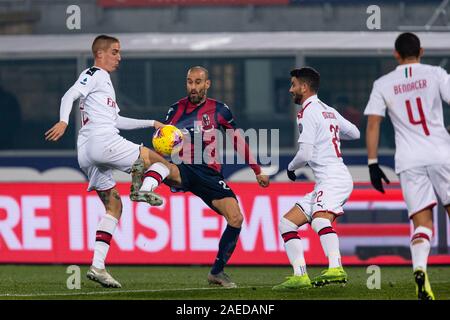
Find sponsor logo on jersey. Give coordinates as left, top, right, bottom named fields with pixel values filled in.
left=80, top=77, right=88, bottom=85
left=106, top=97, right=117, bottom=108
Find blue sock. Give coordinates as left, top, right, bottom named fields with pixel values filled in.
left=211, top=225, right=241, bottom=275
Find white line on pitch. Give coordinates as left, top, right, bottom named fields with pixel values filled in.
left=0, top=285, right=271, bottom=298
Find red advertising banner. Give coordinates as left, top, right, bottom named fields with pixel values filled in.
left=0, top=183, right=449, bottom=265
left=98, top=0, right=289, bottom=8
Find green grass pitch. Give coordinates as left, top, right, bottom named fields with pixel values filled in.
left=0, top=265, right=448, bottom=300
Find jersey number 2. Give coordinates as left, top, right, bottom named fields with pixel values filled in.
left=219, top=180, right=230, bottom=190
left=405, top=97, right=430, bottom=136
left=329, top=125, right=342, bottom=157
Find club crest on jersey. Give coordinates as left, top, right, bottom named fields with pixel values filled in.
left=202, top=114, right=213, bottom=130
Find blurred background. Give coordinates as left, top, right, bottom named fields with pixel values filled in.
left=0, top=0, right=449, bottom=265
left=1, top=0, right=449, bottom=153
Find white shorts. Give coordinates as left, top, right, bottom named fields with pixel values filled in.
left=78, top=133, right=141, bottom=191
left=296, top=173, right=353, bottom=222
left=399, top=164, right=450, bottom=218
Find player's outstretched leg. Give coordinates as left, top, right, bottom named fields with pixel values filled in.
left=273, top=217, right=311, bottom=290
left=310, top=216, right=347, bottom=287
left=130, top=157, right=145, bottom=194
left=130, top=189, right=164, bottom=206
left=130, top=158, right=164, bottom=206
left=411, top=226, right=435, bottom=300
left=130, top=149, right=171, bottom=206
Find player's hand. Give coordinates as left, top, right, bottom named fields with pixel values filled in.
left=256, top=174, right=269, bottom=188
left=287, top=170, right=297, bottom=181
left=45, top=121, right=67, bottom=142
left=369, top=163, right=390, bottom=193
left=154, top=121, right=164, bottom=130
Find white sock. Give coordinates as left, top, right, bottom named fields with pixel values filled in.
left=411, top=226, right=433, bottom=272
left=92, top=214, right=118, bottom=270
left=140, top=162, right=170, bottom=192
left=140, top=177, right=159, bottom=192
left=312, top=217, right=342, bottom=268
left=279, top=217, right=307, bottom=276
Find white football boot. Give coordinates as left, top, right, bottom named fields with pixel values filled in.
left=86, top=266, right=122, bottom=288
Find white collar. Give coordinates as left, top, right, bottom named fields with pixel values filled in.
left=396, top=62, right=420, bottom=70
left=301, top=94, right=318, bottom=108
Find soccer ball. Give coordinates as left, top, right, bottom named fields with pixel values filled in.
left=152, top=125, right=184, bottom=156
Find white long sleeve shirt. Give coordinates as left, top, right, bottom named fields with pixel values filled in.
left=364, top=63, right=450, bottom=173
left=289, top=95, right=360, bottom=181
left=59, top=66, right=155, bottom=144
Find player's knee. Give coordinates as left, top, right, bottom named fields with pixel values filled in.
left=139, top=147, right=153, bottom=168
left=140, top=147, right=161, bottom=169
left=312, top=210, right=333, bottom=221
left=311, top=217, right=333, bottom=234
left=168, top=163, right=179, bottom=180
left=278, top=217, right=298, bottom=235
left=143, top=146, right=172, bottom=167
left=227, top=212, right=243, bottom=228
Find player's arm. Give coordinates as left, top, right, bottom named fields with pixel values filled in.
left=45, top=86, right=82, bottom=141
left=218, top=104, right=269, bottom=188
left=116, top=116, right=163, bottom=130
left=337, top=112, right=360, bottom=140
left=286, top=113, right=315, bottom=181
left=364, top=81, right=390, bottom=193
left=45, top=70, right=99, bottom=141
left=287, top=142, right=313, bottom=181
left=436, top=66, right=450, bottom=104
left=366, top=115, right=382, bottom=161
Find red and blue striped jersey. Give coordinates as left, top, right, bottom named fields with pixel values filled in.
left=165, top=97, right=261, bottom=175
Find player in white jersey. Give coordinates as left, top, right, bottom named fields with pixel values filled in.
left=273, top=67, right=360, bottom=290
left=45, top=35, right=175, bottom=288
left=365, top=32, right=450, bottom=300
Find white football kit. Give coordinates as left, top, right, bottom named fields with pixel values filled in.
left=290, top=95, right=360, bottom=221
left=364, top=63, right=450, bottom=216
left=60, top=66, right=155, bottom=191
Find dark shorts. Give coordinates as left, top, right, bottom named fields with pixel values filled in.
left=173, top=163, right=237, bottom=212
